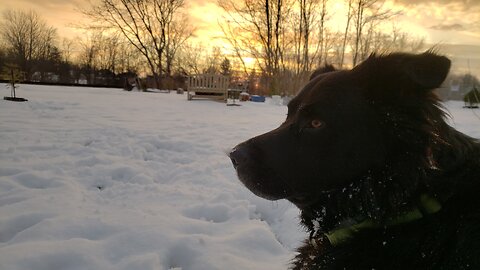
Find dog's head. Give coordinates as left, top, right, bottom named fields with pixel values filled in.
left=230, top=52, right=451, bottom=231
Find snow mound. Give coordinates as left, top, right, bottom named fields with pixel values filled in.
left=0, top=84, right=303, bottom=270
left=0, top=84, right=477, bottom=269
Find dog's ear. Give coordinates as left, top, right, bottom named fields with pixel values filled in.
left=355, top=51, right=451, bottom=92
left=402, top=51, right=451, bottom=89
left=310, top=64, right=336, bottom=81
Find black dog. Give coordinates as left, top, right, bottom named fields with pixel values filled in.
left=229, top=52, right=480, bottom=269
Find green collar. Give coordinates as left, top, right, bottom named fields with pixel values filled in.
left=319, top=194, right=442, bottom=246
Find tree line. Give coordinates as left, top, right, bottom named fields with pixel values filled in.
left=0, top=0, right=426, bottom=95
left=219, top=0, right=426, bottom=95
left=0, top=10, right=133, bottom=86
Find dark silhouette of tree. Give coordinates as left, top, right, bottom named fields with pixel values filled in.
left=220, top=57, right=232, bottom=76
left=219, top=0, right=293, bottom=94
left=84, top=0, right=192, bottom=89
left=0, top=9, right=58, bottom=79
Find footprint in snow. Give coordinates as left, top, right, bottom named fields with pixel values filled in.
left=13, top=172, right=60, bottom=189
left=182, top=204, right=231, bottom=223
left=0, top=213, right=50, bottom=243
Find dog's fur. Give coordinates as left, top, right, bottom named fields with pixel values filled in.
left=229, top=52, right=480, bottom=269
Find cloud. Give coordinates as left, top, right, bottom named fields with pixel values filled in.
left=189, top=0, right=216, bottom=6
left=2, top=0, right=81, bottom=10
left=395, top=0, right=480, bottom=7
left=430, top=23, right=465, bottom=31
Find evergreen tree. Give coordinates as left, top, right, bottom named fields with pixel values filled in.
left=220, top=57, right=231, bottom=76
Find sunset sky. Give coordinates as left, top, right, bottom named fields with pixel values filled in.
left=1, top=0, right=479, bottom=73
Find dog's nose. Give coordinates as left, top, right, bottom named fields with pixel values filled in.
left=229, top=147, right=248, bottom=169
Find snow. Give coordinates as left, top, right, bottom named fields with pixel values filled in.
left=0, top=84, right=478, bottom=270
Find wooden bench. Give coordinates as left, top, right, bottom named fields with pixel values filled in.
left=187, top=74, right=230, bottom=101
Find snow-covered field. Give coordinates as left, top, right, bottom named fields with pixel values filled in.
left=0, top=84, right=478, bottom=270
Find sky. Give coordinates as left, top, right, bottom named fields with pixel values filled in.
left=0, top=0, right=479, bottom=73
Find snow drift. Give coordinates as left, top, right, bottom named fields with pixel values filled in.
left=0, top=84, right=477, bottom=270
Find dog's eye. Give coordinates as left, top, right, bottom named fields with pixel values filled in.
left=310, top=119, right=323, bottom=128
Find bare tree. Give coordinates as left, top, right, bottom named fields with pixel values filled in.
left=340, top=0, right=354, bottom=68
left=0, top=9, right=58, bottom=79
left=175, top=43, right=226, bottom=76
left=310, top=0, right=329, bottom=69
left=61, top=38, right=75, bottom=64
left=96, top=32, right=121, bottom=73
left=291, top=0, right=325, bottom=74
left=175, top=41, right=203, bottom=75
left=84, top=0, right=189, bottom=89
left=165, top=14, right=194, bottom=76
left=218, top=22, right=251, bottom=77
left=389, top=25, right=425, bottom=53
left=364, top=24, right=425, bottom=55
left=321, top=29, right=344, bottom=65
left=350, top=0, right=398, bottom=65
left=204, top=46, right=222, bottom=74
left=219, top=0, right=293, bottom=94
left=116, top=40, right=142, bottom=74
left=77, top=31, right=100, bottom=83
